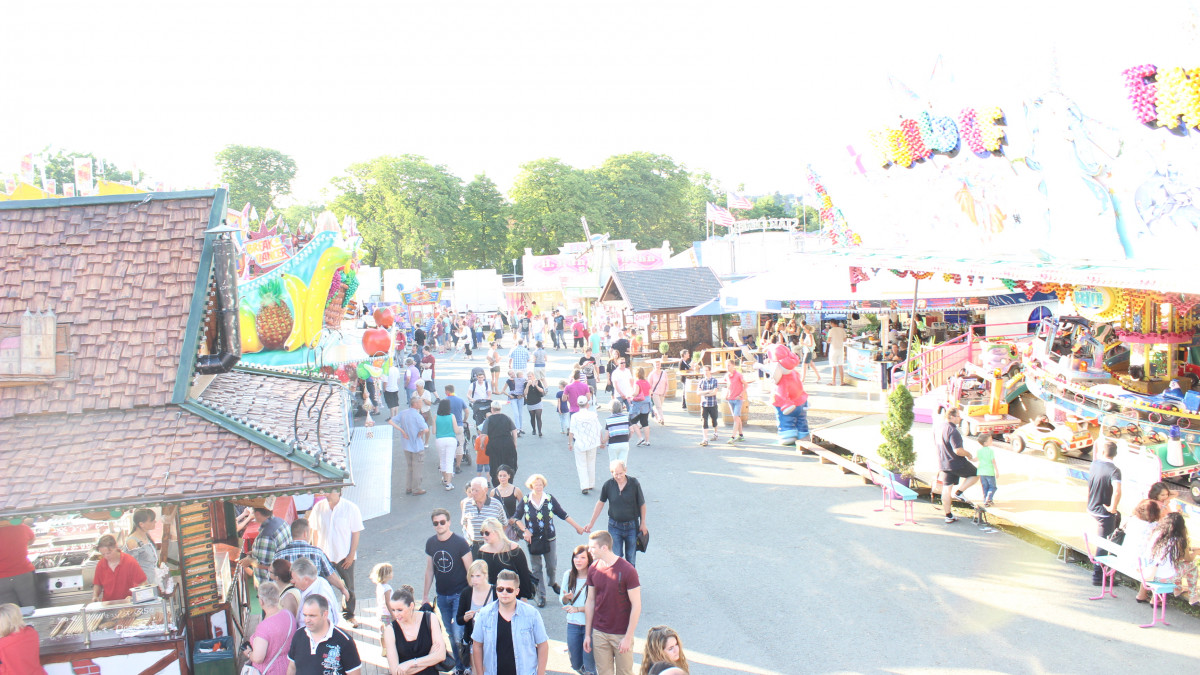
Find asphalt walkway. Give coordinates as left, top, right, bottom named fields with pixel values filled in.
left=348, top=343, right=1200, bottom=674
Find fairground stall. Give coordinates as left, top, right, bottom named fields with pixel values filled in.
left=598, top=267, right=724, bottom=359
left=0, top=191, right=352, bottom=674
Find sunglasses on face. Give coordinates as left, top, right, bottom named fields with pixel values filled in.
left=481, top=531, right=493, bottom=537
left=496, top=586, right=517, bottom=594
left=433, top=520, right=448, bottom=526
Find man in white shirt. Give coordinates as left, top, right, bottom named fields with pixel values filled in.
left=826, top=320, right=848, bottom=386
left=291, top=557, right=342, bottom=628
left=384, top=360, right=403, bottom=418
left=309, top=493, right=364, bottom=626
left=610, top=356, right=635, bottom=405
left=569, top=396, right=604, bottom=495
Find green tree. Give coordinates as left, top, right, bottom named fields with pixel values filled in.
left=36, top=148, right=135, bottom=188
left=215, top=145, right=297, bottom=215
left=587, top=152, right=702, bottom=249
left=878, top=385, right=916, bottom=476
left=280, top=202, right=325, bottom=231
left=508, top=158, right=600, bottom=258
left=798, top=204, right=821, bottom=232
left=329, top=155, right=463, bottom=276
left=457, top=174, right=511, bottom=271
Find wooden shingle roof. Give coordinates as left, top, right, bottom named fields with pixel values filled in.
left=0, top=195, right=212, bottom=419
left=600, top=267, right=723, bottom=313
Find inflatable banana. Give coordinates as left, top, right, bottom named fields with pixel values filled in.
left=299, top=246, right=351, bottom=345
left=281, top=273, right=310, bottom=352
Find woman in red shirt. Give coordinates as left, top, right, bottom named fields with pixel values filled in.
left=91, top=535, right=147, bottom=602
left=0, top=522, right=36, bottom=608
left=0, top=603, right=46, bottom=675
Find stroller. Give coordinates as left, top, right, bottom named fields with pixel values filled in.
left=468, top=365, right=492, bottom=430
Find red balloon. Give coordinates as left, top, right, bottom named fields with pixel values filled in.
left=335, top=367, right=351, bottom=383
left=373, top=307, right=395, bottom=328
left=362, top=328, right=392, bottom=356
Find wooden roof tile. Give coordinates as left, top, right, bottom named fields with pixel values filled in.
left=0, top=196, right=214, bottom=420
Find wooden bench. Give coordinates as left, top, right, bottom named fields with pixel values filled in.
left=866, top=461, right=918, bottom=526
left=1085, top=533, right=1177, bottom=628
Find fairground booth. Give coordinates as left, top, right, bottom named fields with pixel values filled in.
left=0, top=191, right=353, bottom=674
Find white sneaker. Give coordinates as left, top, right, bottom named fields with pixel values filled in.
left=444, top=482, right=455, bottom=491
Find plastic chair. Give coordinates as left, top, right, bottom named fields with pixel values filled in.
left=1137, top=558, right=1178, bottom=628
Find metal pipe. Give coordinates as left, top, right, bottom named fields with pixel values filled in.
left=903, top=277, right=920, bottom=388
left=196, top=235, right=242, bottom=374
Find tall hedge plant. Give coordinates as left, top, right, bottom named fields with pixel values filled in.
left=878, top=384, right=916, bottom=476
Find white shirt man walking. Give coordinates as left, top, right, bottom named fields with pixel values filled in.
left=309, top=492, right=364, bottom=626
left=569, top=395, right=603, bottom=495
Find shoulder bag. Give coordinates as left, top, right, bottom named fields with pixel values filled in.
left=239, top=637, right=286, bottom=675
left=425, top=610, right=457, bottom=672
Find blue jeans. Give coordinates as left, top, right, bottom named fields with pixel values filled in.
left=609, top=518, right=639, bottom=567
left=774, top=402, right=810, bottom=444
left=511, top=399, right=525, bottom=431
left=980, top=475, right=997, bottom=501
left=405, top=387, right=416, bottom=404
left=436, top=591, right=465, bottom=670
left=567, top=622, right=596, bottom=674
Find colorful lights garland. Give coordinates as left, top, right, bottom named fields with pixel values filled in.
left=1123, top=64, right=1200, bottom=130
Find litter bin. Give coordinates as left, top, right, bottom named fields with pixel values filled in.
left=193, top=636, right=237, bottom=675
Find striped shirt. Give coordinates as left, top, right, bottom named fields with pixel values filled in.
left=699, top=377, right=720, bottom=408
left=460, top=495, right=508, bottom=544
left=604, top=413, right=630, bottom=444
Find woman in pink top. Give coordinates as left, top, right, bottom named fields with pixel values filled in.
left=647, top=360, right=670, bottom=426
left=242, top=582, right=295, bottom=675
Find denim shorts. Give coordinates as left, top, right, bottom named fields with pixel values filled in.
left=728, top=399, right=743, bottom=416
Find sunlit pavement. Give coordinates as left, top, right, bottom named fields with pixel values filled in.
left=350, top=345, right=1200, bottom=673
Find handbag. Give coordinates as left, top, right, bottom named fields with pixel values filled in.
left=635, top=526, right=650, bottom=554
left=529, top=530, right=553, bottom=555
left=240, top=639, right=285, bottom=675
left=424, top=609, right=457, bottom=672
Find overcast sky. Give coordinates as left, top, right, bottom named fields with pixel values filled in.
left=3, top=0, right=1197, bottom=206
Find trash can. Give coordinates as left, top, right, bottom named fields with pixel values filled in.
left=193, top=636, right=237, bottom=675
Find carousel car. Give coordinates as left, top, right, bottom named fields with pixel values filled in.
left=978, top=344, right=1021, bottom=378
left=1007, top=417, right=1095, bottom=461
left=1091, top=380, right=1200, bottom=423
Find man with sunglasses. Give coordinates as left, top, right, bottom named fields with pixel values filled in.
left=471, top=569, right=548, bottom=675
left=424, top=508, right=473, bottom=675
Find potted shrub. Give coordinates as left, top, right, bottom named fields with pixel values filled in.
left=878, top=384, right=916, bottom=484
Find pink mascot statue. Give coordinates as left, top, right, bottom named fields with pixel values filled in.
left=771, top=343, right=810, bottom=445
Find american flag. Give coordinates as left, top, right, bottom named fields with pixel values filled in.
left=727, top=191, right=754, bottom=210
left=706, top=202, right=735, bottom=227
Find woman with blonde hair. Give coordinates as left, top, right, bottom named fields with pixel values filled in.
left=513, top=474, right=585, bottom=607
left=0, top=603, right=46, bottom=675
left=456, top=559, right=493, bottom=665
left=475, top=517, right=536, bottom=599
left=640, top=625, right=690, bottom=674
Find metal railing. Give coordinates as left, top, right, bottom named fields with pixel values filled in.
left=897, top=321, right=1038, bottom=393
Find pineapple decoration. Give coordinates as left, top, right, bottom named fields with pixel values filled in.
left=255, top=277, right=295, bottom=351
left=324, top=266, right=359, bottom=329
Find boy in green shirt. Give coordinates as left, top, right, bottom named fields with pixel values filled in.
left=975, top=434, right=999, bottom=506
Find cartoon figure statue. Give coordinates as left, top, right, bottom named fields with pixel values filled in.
left=770, top=343, right=810, bottom=445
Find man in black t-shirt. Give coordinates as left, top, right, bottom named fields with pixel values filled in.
left=1087, top=439, right=1122, bottom=585
left=422, top=508, right=472, bottom=673
left=584, top=460, right=648, bottom=567
left=552, top=311, right=565, bottom=350
left=934, top=408, right=978, bottom=523
left=288, top=594, right=362, bottom=674
left=414, top=326, right=427, bottom=361
left=611, top=331, right=631, bottom=363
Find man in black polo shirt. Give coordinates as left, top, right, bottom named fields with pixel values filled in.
left=584, top=460, right=648, bottom=567
left=611, top=330, right=631, bottom=364
left=1087, top=439, right=1122, bottom=585
left=935, top=408, right=978, bottom=524
left=287, top=594, right=362, bottom=674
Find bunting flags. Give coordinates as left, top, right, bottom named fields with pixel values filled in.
left=63, top=183, right=75, bottom=197
left=19, top=154, right=35, bottom=185
left=706, top=202, right=735, bottom=227
left=727, top=191, right=753, bottom=210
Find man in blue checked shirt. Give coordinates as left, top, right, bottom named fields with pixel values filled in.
left=697, top=364, right=721, bottom=447
left=508, top=339, right=531, bottom=373
left=273, top=518, right=350, bottom=602
left=238, top=506, right=291, bottom=586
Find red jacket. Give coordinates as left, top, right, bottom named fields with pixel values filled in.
left=0, top=626, right=46, bottom=675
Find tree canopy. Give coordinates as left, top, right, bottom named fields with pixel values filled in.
left=215, top=145, right=297, bottom=215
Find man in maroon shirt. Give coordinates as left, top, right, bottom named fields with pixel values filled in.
left=91, top=534, right=147, bottom=601
left=0, top=521, right=36, bottom=607
left=583, top=530, right=641, bottom=675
